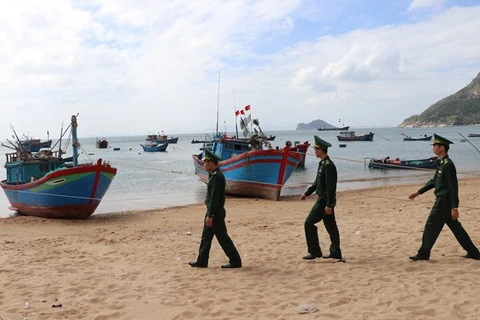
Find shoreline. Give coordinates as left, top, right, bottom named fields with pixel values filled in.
left=0, top=174, right=466, bottom=219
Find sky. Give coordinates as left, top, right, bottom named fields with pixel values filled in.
left=1, top=0, right=480, bottom=139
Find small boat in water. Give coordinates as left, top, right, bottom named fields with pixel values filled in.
left=96, top=138, right=108, bottom=148
left=337, top=131, right=374, bottom=141
left=140, top=142, right=168, bottom=152
left=146, top=131, right=178, bottom=144
left=366, top=156, right=439, bottom=170
left=1, top=115, right=117, bottom=219
left=2, top=137, right=52, bottom=152
left=318, top=125, right=350, bottom=131
left=467, top=133, right=480, bottom=137
left=266, top=135, right=276, bottom=141
left=402, top=134, right=432, bottom=141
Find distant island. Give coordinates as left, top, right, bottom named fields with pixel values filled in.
left=296, top=119, right=348, bottom=130
left=399, top=71, right=480, bottom=127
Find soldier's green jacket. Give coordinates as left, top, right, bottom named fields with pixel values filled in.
left=305, top=156, right=337, bottom=207
left=418, top=155, right=459, bottom=209
left=205, top=168, right=226, bottom=218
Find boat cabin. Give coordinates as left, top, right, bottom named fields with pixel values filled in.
left=4, top=152, right=65, bottom=184
left=211, top=138, right=250, bottom=160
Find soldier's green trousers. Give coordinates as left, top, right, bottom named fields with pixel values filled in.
left=196, top=213, right=241, bottom=267
left=417, top=198, right=479, bottom=258
left=304, top=197, right=342, bottom=258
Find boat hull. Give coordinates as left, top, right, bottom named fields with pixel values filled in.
left=140, top=143, right=168, bottom=152
left=1, top=161, right=117, bottom=219
left=193, top=148, right=301, bottom=200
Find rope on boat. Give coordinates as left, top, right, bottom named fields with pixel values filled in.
left=109, top=160, right=195, bottom=176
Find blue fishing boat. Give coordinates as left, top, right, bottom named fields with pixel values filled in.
left=16, top=138, right=52, bottom=152
left=193, top=136, right=302, bottom=200
left=1, top=115, right=117, bottom=219
left=140, top=142, right=168, bottom=152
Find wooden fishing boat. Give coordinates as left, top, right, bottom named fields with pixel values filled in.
left=2, top=139, right=52, bottom=152
left=402, top=134, right=432, bottom=141
left=287, top=140, right=310, bottom=167
left=467, top=133, right=480, bottom=137
left=366, top=156, right=439, bottom=170
left=193, top=136, right=302, bottom=200
left=1, top=115, right=117, bottom=219
left=96, top=138, right=109, bottom=148
left=146, top=132, right=178, bottom=144
left=266, top=135, right=276, bottom=141
left=20, top=139, right=52, bottom=152
left=140, top=142, right=168, bottom=152
left=337, top=131, right=374, bottom=141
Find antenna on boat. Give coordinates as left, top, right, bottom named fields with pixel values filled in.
left=58, top=122, right=64, bottom=154
left=233, top=89, right=239, bottom=138
left=215, top=71, right=220, bottom=137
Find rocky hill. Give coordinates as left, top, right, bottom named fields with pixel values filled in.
left=399, top=72, right=480, bottom=127
left=296, top=119, right=338, bottom=130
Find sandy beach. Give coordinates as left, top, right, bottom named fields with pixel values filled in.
left=1, top=178, right=480, bottom=320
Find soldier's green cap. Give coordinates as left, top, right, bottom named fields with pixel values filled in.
left=313, top=135, right=332, bottom=150
left=432, top=134, right=453, bottom=146
left=202, top=149, right=221, bottom=163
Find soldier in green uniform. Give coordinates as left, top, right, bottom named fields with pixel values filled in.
left=408, top=134, right=480, bottom=261
left=300, top=135, right=342, bottom=260
left=189, top=149, right=242, bottom=268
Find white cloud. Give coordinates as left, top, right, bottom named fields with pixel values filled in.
left=408, top=0, right=445, bottom=11
left=322, top=45, right=404, bottom=82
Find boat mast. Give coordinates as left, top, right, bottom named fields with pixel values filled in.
left=71, top=115, right=79, bottom=167
left=215, top=71, right=220, bottom=136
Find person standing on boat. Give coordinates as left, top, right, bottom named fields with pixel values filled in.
left=408, top=134, right=480, bottom=261
left=300, top=135, right=342, bottom=260
left=189, top=149, right=242, bottom=269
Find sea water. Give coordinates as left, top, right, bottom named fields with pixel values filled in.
left=1, top=126, right=479, bottom=218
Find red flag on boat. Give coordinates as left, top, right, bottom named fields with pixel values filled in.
left=245, top=105, right=251, bottom=111
left=235, top=110, right=240, bottom=116
left=240, top=110, right=245, bottom=115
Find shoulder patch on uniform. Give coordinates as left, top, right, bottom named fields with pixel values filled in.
left=444, top=159, right=448, bottom=164
left=324, top=160, right=330, bottom=165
